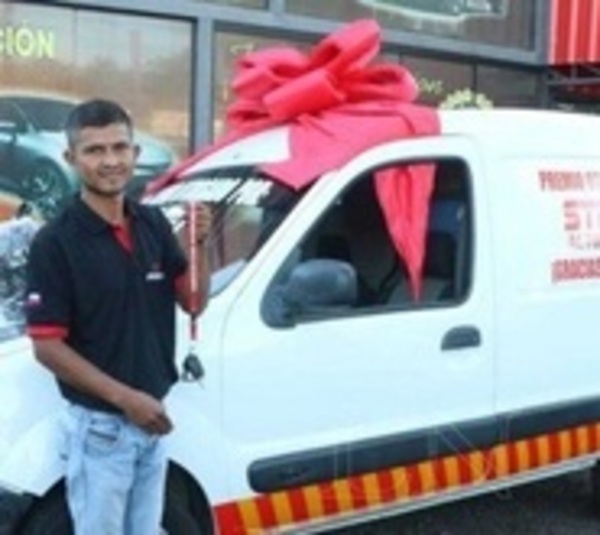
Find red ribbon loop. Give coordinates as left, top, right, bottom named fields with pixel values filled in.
left=265, top=68, right=345, bottom=122
left=232, top=48, right=308, bottom=100
left=309, top=18, right=380, bottom=75
left=226, top=19, right=419, bottom=131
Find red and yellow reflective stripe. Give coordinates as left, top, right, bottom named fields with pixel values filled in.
left=215, top=422, right=600, bottom=534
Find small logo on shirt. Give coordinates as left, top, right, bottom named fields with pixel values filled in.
left=146, top=263, right=165, bottom=282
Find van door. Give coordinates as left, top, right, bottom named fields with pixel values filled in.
left=219, top=138, right=496, bottom=524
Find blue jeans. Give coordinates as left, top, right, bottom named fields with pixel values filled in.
left=61, top=405, right=167, bottom=535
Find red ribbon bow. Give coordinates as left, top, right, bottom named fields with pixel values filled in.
left=224, top=20, right=440, bottom=299
left=148, top=20, right=440, bottom=300
left=227, top=19, right=419, bottom=131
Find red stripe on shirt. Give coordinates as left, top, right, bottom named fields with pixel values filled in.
left=27, top=325, right=69, bottom=339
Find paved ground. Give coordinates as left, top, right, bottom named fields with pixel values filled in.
left=325, top=470, right=600, bottom=534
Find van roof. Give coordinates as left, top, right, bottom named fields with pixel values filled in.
left=440, top=108, right=600, bottom=137
left=184, top=109, right=600, bottom=176
left=440, top=109, right=600, bottom=156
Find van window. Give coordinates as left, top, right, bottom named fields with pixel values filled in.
left=265, top=158, right=472, bottom=323
left=383, top=158, right=472, bottom=307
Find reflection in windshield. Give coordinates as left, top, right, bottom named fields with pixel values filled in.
left=148, top=167, right=302, bottom=294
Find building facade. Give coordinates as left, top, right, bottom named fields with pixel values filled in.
left=0, top=1, right=549, bottom=160
left=0, top=0, right=554, bottom=344
left=548, top=0, right=600, bottom=113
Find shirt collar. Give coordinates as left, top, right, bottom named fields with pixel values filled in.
left=72, top=196, right=140, bottom=235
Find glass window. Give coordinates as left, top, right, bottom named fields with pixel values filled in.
left=285, top=0, right=536, bottom=50
left=196, top=0, right=266, bottom=7
left=476, top=65, right=542, bottom=108
left=213, top=32, right=311, bottom=138
left=213, top=32, right=396, bottom=140
left=403, top=56, right=473, bottom=108
left=0, top=4, right=192, bottom=219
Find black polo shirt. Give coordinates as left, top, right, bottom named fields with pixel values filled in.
left=26, top=196, right=187, bottom=413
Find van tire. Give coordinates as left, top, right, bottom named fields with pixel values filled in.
left=17, top=483, right=71, bottom=535
left=163, top=468, right=210, bottom=535
left=18, top=474, right=211, bottom=534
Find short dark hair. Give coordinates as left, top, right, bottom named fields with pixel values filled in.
left=65, top=98, right=133, bottom=147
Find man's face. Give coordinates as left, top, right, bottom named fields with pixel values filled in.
left=65, top=123, right=140, bottom=198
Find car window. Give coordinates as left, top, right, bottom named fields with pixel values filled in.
left=11, top=98, right=74, bottom=131
left=0, top=217, right=40, bottom=342
left=0, top=101, right=26, bottom=130
left=263, top=157, right=472, bottom=325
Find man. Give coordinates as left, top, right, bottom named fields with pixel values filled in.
left=25, top=99, right=211, bottom=534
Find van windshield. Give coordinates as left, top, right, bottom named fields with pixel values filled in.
left=148, top=166, right=302, bottom=294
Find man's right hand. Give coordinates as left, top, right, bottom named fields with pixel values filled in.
left=31, top=339, right=174, bottom=435
left=119, top=389, right=173, bottom=435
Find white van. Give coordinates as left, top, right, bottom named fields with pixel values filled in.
left=2, top=109, right=600, bottom=534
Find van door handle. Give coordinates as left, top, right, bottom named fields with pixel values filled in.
left=441, top=326, right=481, bottom=350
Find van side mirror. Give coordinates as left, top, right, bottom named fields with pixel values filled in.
left=262, top=259, right=358, bottom=327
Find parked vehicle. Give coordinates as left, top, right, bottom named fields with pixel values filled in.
left=0, top=94, right=176, bottom=218
left=2, top=109, right=600, bottom=534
